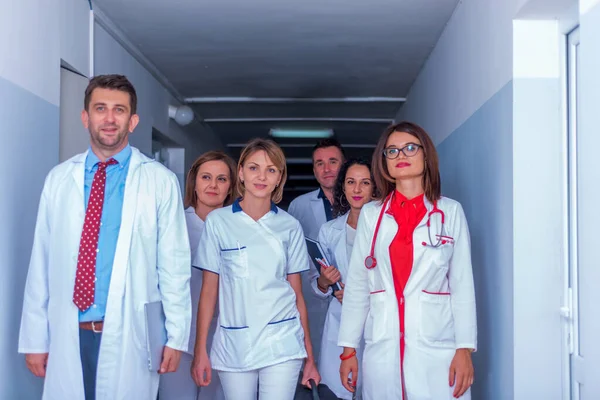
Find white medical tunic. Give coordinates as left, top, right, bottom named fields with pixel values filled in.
left=185, top=206, right=205, bottom=353
left=194, top=199, right=310, bottom=372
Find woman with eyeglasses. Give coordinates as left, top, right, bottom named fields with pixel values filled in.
left=308, top=158, right=376, bottom=399
left=338, top=122, right=477, bottom=399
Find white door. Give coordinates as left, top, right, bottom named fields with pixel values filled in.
left=59, top=67, right=89, bottom=162
left=564, top=26, right=583, bottom=400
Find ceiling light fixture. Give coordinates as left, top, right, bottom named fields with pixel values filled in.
left=168, top=105, right=195, bottom=126
left=269, top=128, right=333, bottom=139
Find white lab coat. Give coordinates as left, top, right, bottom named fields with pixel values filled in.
left=310, top=213, right=363, bottom=400
left=338, top=196, right=477, bottom=400
left=195, top=202, right=309, bottom=372
left=18, top=148, right=192, bottom=400
left=288, top=188, right=330, bottom=363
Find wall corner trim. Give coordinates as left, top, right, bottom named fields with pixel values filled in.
left=91, top=4, right=185, bottom=103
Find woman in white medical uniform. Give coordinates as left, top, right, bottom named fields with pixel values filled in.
left=160, top=151, right=236, bottom=400
left=310, top=158, right=375, bottom=399
left=338, top=121, right=477, bottom=400
left=192, top=138, right=320, bottom=400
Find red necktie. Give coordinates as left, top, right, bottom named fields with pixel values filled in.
left=73, top=158, right=118, bottom=312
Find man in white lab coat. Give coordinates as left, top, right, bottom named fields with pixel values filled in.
left=287, top=139, right=344, bottom=363
left=18, top=74, right=191, bottom=400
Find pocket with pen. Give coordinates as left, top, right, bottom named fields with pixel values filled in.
left=220, top=244, right=249, bottom=279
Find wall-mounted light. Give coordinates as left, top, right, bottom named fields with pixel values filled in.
left=168, top=105, right=195, bottom=126
left=269, top=128, right=333, bottom=139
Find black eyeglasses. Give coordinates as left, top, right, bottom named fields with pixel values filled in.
left=382, top=143, right=423, bottom=159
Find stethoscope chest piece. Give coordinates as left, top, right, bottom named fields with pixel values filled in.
left=364, top=255, right=377, bottom=269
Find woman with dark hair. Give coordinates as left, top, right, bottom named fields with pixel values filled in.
left=338, top=122, right=477, bottom=399
left=159, top=151, right=236, bottom=400
left=309, top=158, right=375, bottom=399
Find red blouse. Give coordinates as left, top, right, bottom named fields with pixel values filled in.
left=388, top=191, right=426, bottom=296
left=387, top=190, right=426, bottom=371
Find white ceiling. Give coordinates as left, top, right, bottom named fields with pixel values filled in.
left=94, top=0, right=459, bottom=201
left=95, top=0, right=458, bottom=98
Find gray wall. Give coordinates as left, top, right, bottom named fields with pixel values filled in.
left=435, top=83, right=515, bottom=399
left=93, top=23, right=225, bottom=175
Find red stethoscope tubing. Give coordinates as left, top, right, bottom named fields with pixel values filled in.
left=364, top=194, right=446, bottom=269
left=364, top=194, right=391, bottom=269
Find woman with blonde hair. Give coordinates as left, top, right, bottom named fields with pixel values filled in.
left=191, top=138, right=320, bottom=399
left=159, top=150, right=236, bottom=400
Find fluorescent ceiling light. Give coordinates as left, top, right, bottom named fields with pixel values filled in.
left=269, top=128, right=333, bottom=139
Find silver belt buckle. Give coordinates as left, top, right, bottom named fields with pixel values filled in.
left=91, top=321, right=102, bottom=333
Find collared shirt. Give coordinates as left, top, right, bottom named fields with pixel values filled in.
left=231, top=197, right=279, bottom=214
left=317, top=188, right=334, bottom=222
left=194, top=198, right=309, bottom=371
left=79, top=144, right=132, bottom=322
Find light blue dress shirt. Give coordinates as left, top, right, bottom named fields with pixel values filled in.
left=79, top=145, right=131, bottom=322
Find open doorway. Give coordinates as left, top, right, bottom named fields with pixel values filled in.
left=59, top=66, right=89, bottom=161
left=152, top=128, right=186, bottom=194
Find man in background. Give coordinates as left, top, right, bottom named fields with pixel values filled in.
left=288, top=138, right=345, bottom=363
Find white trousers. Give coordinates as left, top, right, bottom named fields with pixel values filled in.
left=159, top=352, right=225, bottom=400
left=218, top=359, right=303, bottom=400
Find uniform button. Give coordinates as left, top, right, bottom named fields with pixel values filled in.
left=92, top=304, right=97, bottom=309
left=94, top=276, right=97, bottom=282
left=96, top=248, right=100, bottom=253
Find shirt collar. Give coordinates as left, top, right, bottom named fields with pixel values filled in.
left=232, top=197, right=278, bottom=214
left=317, top=188, right=326, bottom=199
left=85, top=144, right=132, bottom=171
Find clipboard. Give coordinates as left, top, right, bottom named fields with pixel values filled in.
left=305, top=237, right=342, bottom=292
left=144, top=301, right=167, bottom=372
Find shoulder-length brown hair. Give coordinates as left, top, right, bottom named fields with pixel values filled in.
left=237, top=138, right=287, bottom=204
left=372, top=121, right=441, bottom=202
left=184, top=151, right=237, bottom=208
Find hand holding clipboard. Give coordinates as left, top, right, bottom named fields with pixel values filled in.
left=305, top=237, right=342, bottom=292
left=314, top=257, right=343, bottom=292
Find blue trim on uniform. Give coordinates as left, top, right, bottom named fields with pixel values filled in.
left=221, top=246, right=247, bottom=251
left=268, top=316, right=297, bottom=325
left=288, top=268, right=309, bottom=275
left=220, top=325, right=249, bottom=330
left=197, top=267, right=219, bottom=275
left=317, top=188, right=334, bottom=221
left=232, top=197, right=278, bottom=214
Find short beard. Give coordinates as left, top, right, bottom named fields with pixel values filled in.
left=90, top=127, right=129, bottom=151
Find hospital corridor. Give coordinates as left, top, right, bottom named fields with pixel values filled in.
left=1, top=0, right=600, bottom=399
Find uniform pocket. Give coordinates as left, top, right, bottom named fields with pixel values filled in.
left=218, top=326, right=251, bottom=368
left=265, top=316, right=304, bottom=358
left=431, top=242, right=454, bottom=267
left=419, top=291, right=455, bottom=348
left=364, top=291, right=387, bottom=343
left=220, top=246, right=249, bottom=278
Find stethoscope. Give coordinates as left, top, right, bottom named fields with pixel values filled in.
left=364, top=193, right=448, bottom=270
